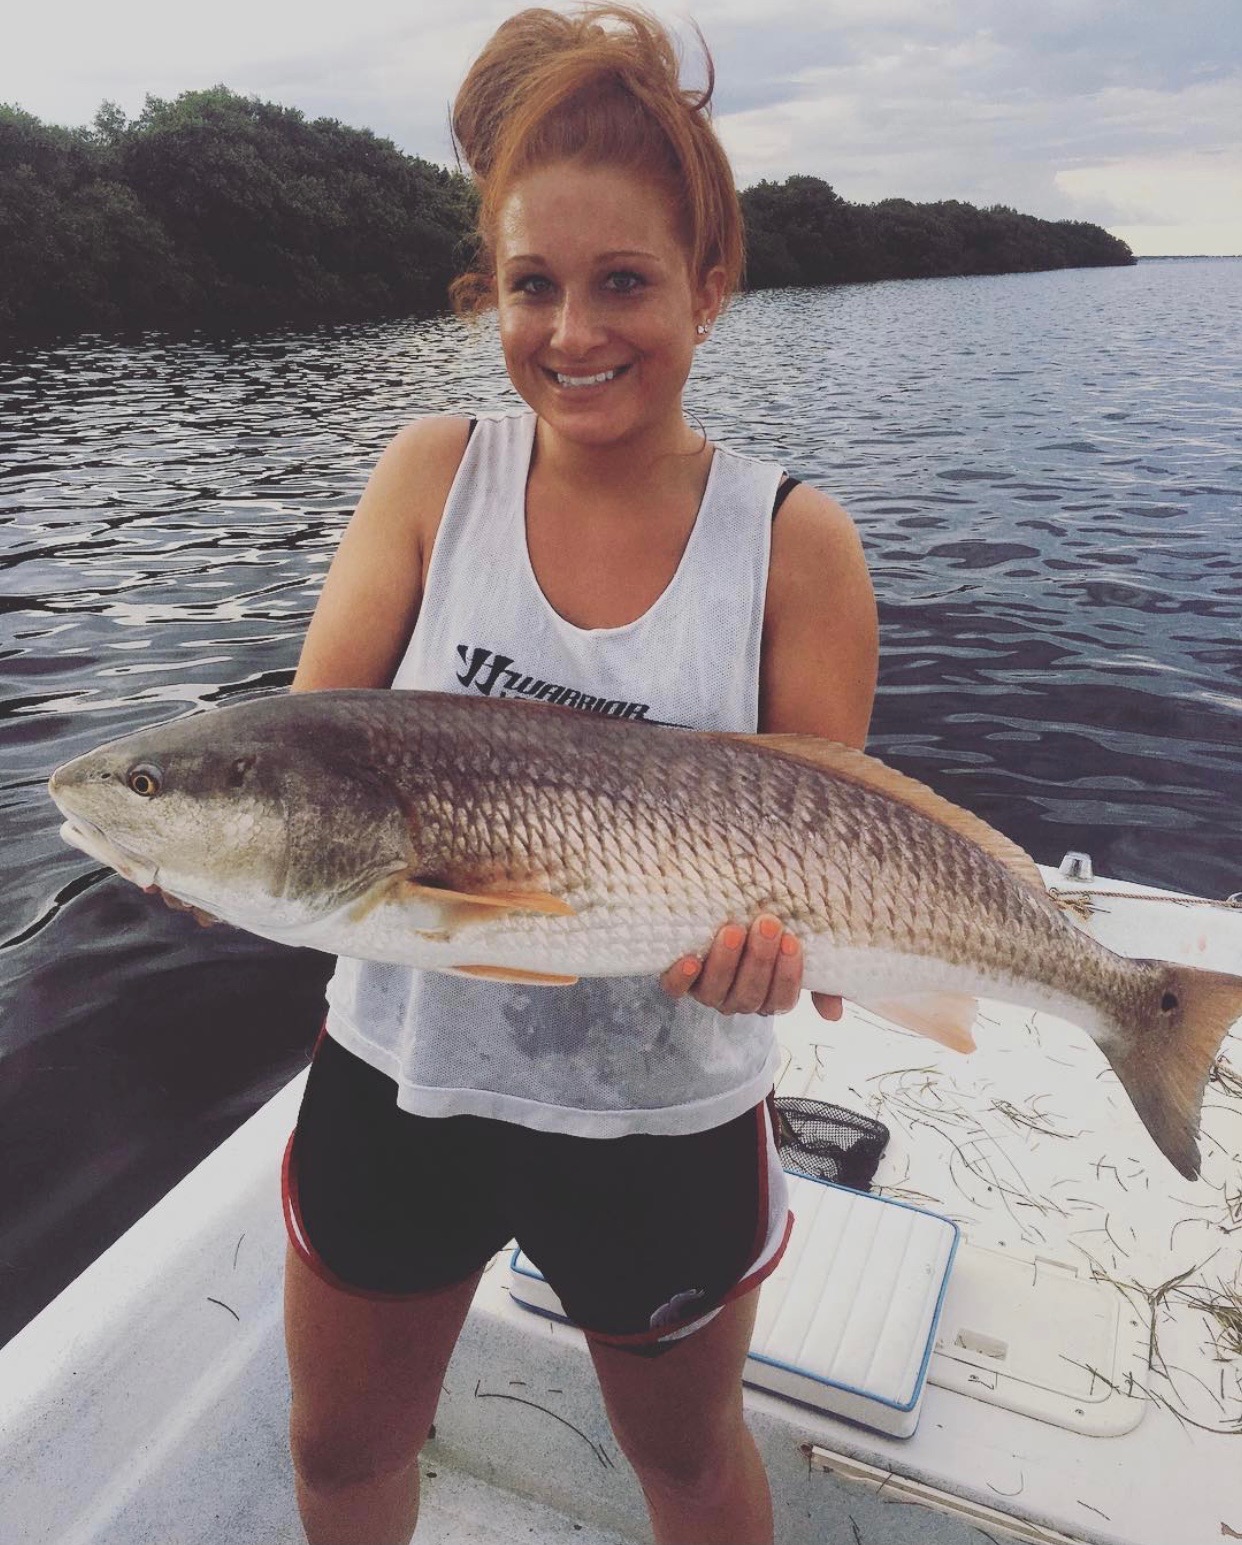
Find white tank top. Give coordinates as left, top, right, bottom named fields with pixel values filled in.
left=324, top=409, right=785, bottom=1137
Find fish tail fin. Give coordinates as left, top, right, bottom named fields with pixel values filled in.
left=1104, top=963, right=1242, bottom=1182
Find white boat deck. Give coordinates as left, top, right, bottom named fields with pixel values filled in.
left=1, top=865, right=1240, bottom=1545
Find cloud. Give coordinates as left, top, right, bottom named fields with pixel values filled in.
left=3, top=1, right=510, bottom=148
left=1057, top=150, right=1242, bottom=255
left=3, top=0, right=1240, bottom=253
left=703, top=3, right=1242, bottom=251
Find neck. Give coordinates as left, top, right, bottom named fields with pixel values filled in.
left=532, top=414, right=708, bottom=493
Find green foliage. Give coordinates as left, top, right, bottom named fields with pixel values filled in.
left=0, top=93, right=1132, bottom=342
left=0, top=88, right=478, bottom=341
left=741, top=176, right=1135, bottom=290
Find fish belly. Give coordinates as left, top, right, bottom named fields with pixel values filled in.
left=284, top=887, right=1109, bottom=1054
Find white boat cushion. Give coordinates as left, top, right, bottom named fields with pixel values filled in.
left=510, top=1171, right=958, bottom=1439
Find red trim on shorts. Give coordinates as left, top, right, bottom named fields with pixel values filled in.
left=281, top=1128, right=432, bottom=1304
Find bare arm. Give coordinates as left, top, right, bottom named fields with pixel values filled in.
left=662, top=482, right=879, bottom=1017
left=292, top=415, right=472, bottom=691
left=756, top=485, right=878, bottom=747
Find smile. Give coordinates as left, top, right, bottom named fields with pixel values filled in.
left=546, top=365, right=629, bottom=389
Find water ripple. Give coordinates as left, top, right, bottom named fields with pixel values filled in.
left=1, top=260, right=1240, bottom=1345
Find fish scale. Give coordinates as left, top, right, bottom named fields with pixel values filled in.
left=47, top=687, right=1242, bottom=1180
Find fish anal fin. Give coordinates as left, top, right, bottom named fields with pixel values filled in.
left=729, top=732, right=1044, bottom=896
left=452, top=964, right=579, bottom=986
left=858, top=992, right=978, bottom=1053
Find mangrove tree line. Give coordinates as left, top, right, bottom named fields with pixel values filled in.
left=0, top=87, right=1134, bottom=342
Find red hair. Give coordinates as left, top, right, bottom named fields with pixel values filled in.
left=449, top=4, right=743, bottom=314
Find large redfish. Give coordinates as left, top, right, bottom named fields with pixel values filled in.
left=48, top=689, right=1242, bottom=1179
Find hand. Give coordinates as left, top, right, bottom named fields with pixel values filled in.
left=661, top=913, right=843, bottom=1021
left=142, top=884, right=221, bottom=928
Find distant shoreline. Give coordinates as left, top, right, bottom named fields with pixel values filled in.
left=1137, top=253, right=1242, bottom=261
left=2, top=86, right=1136, bottom=346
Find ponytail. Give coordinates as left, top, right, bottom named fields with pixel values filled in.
left=449, top=5, right=743, bottom=315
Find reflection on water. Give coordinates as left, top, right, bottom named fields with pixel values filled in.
left=2, top=261, right=1241, bottom=1342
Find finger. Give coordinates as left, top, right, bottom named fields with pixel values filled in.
left=812, top=992, right=844, bottom=1022
left=142, top=885, right=219, bottom=927
left=716, top=914, right=785, bottom=1016
left=690, top=922, right=748, bottom=1010
left=759, top=931, right=804, bottom=1016
left=660, top=955, right=703, bottom=999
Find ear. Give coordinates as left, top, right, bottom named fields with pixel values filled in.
left=694, top=264, right=727, bottom=329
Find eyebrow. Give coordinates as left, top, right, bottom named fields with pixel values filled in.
left=502, top=249, right=663, bottom=267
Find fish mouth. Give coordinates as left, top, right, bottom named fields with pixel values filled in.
left=57, top=813, right=159, bottom=891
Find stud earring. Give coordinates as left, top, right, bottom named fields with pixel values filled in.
left=696, top=321, right=711, bottom=336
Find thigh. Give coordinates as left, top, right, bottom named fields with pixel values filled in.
left=588, top=1286, right=760, bottom=1473
left=284, top=1243, right=482, bottom=1479
left=286, top=1032, right=512, bottom=1295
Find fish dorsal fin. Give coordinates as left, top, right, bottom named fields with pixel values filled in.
left=729, top=733, right=1045, bottom=895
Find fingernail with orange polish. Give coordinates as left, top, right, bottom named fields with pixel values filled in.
left=759, top=916, right=780, bottom=941
left=681, top=957, right=700, bottom=977
left=722, top=925, right=745, bottom=950
left=780, top=933, right=799, bottom=956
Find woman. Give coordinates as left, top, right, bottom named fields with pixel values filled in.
left=282, top=6, right=878, bottom=1542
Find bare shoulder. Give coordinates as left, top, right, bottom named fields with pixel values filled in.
left=760, top=482, right=878, bottom=745
left=384, top=411, right=474, bottom=478
left=292, top=414, right=472, bottom=691
left=370, top=413, right=473, bottom=552
left=767, top=482, right=868, bottom=594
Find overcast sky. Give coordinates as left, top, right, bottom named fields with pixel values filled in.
left=5, top=0, right=1240, bottom=256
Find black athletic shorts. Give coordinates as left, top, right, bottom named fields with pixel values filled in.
left=283, top=1030, right=792, bottom=1349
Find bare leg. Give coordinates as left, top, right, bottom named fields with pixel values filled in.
left=588, top=1288, right=771, bottom=1545
left=284, top=1244, right=483, bottom=1545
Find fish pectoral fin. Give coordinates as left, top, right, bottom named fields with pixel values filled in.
left=349, top=873, right=574, bottom=930
left=450, top=964, right=579, bottom=986
left=405, top=878, right=574, bottom=917
left=858, top=992, right=979, bottom=1053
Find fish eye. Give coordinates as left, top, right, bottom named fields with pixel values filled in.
left=1160, top=991, right=1178, bottom=1013
left=127, top=764, right=162, bottom=798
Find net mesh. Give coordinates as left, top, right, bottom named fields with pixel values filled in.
left=773, top=1096, right=890, bottom=1191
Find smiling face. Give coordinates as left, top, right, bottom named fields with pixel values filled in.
left=494, top=160, right=724, bottom=450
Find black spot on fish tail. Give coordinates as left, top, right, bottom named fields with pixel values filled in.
left=1103, top=964, right=1242, bottom=1181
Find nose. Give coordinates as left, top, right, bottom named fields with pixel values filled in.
left=550, top=288, right=608, bottom=357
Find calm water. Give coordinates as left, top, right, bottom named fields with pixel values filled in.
left=2, top=258, right=1240, bottom=1344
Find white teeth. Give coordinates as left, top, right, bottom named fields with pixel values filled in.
left=555, top=369, right=617, bottom=388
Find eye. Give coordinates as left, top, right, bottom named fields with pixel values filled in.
left=512, top=273, right=553, bottom=297
left=127, top=764, right=162, bottom=798
left=604, top=270, right=644, bottom=294
left=1161, top=991, right=1179, bottom=1013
